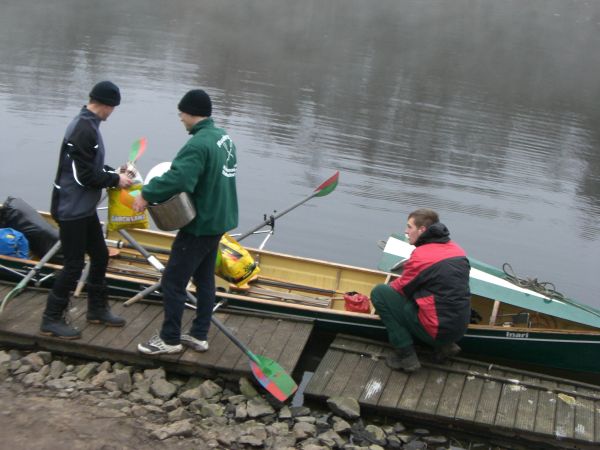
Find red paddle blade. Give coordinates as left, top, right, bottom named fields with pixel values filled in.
left=314, top=171, right=339, bottom=197
left=250, top=355, right=297, bottom=402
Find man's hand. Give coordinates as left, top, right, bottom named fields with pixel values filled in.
left=132, top=195, right=148, bottom=213
left=118, top=173, right=134, bottom=189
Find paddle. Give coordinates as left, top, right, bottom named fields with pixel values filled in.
left=117, top=229, right=298, bottom=401
left=0, top=240, right=62, bottom=313
left=236, top=171, right=339, bottom=241
left=128, top=137, right=147, bottom=165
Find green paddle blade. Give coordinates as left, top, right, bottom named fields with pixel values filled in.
left=314, top=171, right=339, bottom=197
left=250, top=354, right=298, bottom=401
left=128, top=137, right=147, bottom=163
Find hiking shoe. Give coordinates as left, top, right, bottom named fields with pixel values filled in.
left=386, top=346, right=421, bottom=372
left=181, top=334, right=209, bottom=352
left=138, top=335, right=183, bottom=355
left=434, top=342, right=461, bottom=363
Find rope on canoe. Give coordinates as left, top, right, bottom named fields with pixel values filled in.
left=502, top=263, right=566, bottom=301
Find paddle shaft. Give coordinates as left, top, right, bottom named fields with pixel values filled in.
left=236, top=192, right=318, bottom=242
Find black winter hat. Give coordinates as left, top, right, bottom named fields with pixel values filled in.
left=178, top=89, right=212, bottom=117
left=89, top=81, right=121, bottom=106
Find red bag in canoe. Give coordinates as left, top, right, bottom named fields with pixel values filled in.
left=343, top=291, right=371, bottom=313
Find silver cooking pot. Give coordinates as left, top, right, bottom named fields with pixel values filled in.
left=148, top=192, right=196, bottom=231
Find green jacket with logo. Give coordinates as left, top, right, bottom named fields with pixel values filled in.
left=142, top=118, right=238, bottom=236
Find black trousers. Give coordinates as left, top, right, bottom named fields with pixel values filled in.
left=51, top=214, right=109, bottom=299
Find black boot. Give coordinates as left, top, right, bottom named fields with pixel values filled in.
left=386, top=345, right=421, bottom=372
left=86, top=283, right=126, bottom=327
left=433, top=342, right=461, bottom=363
left=40, top=292, right=81, bottom=339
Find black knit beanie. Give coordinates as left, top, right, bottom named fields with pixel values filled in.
left=178, top=89, right=212, bottom=117
left=89, top=81, right=121, bottom=106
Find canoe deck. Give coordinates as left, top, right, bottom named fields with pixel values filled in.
left=0, top=282, right=313, bottom=379
left=305, top=334, right=600, bottom=450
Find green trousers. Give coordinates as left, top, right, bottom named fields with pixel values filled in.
left=371, top=284, right=436, bottom=349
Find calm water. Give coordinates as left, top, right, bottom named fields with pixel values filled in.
left=1, top=0, right=599, bottom=308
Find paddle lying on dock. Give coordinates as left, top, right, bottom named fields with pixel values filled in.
left=236, top=170, right=339, bottom=241
left=0, top=240, right=62, bottom=313
left=118, top=229, right=298, bottom=401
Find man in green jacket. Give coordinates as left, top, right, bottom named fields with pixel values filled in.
left=133, top=89, right=238, bottom=355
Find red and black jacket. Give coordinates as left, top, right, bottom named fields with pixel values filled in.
left=390, top=222, right=471, bottom=342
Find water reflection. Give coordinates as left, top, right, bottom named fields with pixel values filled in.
left=1, top=0, right=599, bottom=306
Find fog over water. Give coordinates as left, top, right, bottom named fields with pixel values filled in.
left=1, top=0, right=599, bottom=307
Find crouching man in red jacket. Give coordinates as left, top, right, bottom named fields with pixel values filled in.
left=371, top=208, right=471, bottom=372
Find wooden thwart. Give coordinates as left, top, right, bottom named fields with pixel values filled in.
left=305, top=334, right=600, bottom=450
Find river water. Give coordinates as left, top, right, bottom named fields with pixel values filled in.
left=1, top=0, right=599, bottom=309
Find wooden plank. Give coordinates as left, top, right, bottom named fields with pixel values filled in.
left=269, top=320, right=312, bottom=373
left=88, top=302, right=149, bottom=348
left=215, top=315, right=262, bottom=371
left=474, top=368, right=503, bottom=425
left=416, top=368, right=447, bottom=414
left=197, top=313, right=241, bottom=369
left=555, top=383, right=576, bottom=439
left=305, top=349, right=344, bottom=396
left=0, top=292, right=46, bottom=334
left=574, top=387, right=596, bottom=443
left=80, top=300, right=129, bottom=344
left=359, top=358, right=392, bottom=406
left=340, top=343, right=380, bottom=399
left=513, top=375, right=540, bottom=432
left=436, top=361, right=469, bottom=418
left=494, top=374, right=523, bottom=428
left=377, top=367, right=410, bottom=410
left=397, top=369, right=428, bottom=411
left=322, top=352, right=358, bottom=397
left=103, top=303, right=161, bottom=352
left=454, top=364, right=485, bottom=422
left=534, top=380, right=557, bottom=435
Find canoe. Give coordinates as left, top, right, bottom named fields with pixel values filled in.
left=1, top=214, right=600, bottom=376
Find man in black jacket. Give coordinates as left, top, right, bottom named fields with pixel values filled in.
left=40, top=81, right=133, bottom=339
left=371, top=209, right=471, bottom=371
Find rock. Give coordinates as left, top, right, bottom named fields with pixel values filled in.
left=48, top=360, right=66, bottom=379
left=46, top=378, right=77, bottom=390
left=364, top=425, right=387, bottom=446
left=179, top=386, right=205, bottom=404
left=167, top=406, right=191, bottom=422
left=290, top=405, right=311, bottom=417
left=150, top=378, right=177, bottom=401
left=163, top=397, right=181, bottom=412
left=0, top=351, right=11, bottom=365
left=246, top=396, right=275, bottom=418
left=198, top=379, right=223, bottom=399
left=76, top=363, right=98, bottom=381
left=423, top=435, right=448, bottom=444
left=21, top=353, right=45, bottom=371
left=278, top=405, right=292, bottom=419
left=386, top=435, right=403, bottom=449
left=227, top=394, right=246, bottom=405
left=318, top=429, right=345, bottom=447
left=239, top=376, right=259, bottom=398
left=111, top=369, right=132, bottom=393
left=22, top=372, right=45, bottom=387
left=144, top=367, right=166, bottom=381
left=332, top=416, right=351, bottom=434
left=404, top=440, right=427, bottom=450
left=36, top=351, right=53, bottom=364
left=293, top=421, right=317, bottom=439
left=91, top=370, right=112, bottom=387
left=150, top=419, right=194, bottom=440
left=200, top=402, right=225, bottom=417
left=326, top=396, right=360, bottom=419
left=235, top=402, right=248, bottom=419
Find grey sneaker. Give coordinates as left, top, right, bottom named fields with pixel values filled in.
left=181, top=334, right=209, bottom=352
left=138, top=335, right=183, bottom=355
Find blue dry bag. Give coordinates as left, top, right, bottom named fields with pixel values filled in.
left=0, top=228, right=29, bottom=259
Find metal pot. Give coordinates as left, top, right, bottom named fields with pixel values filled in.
left=147, top=192, right=196, bottom=231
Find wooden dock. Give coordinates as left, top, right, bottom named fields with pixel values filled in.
left=304, top=334, right=600, bottom=450
left=0, top=283, right=313, bottom=379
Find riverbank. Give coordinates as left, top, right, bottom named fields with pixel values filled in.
left=0, top=346, right=525, bottom=450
